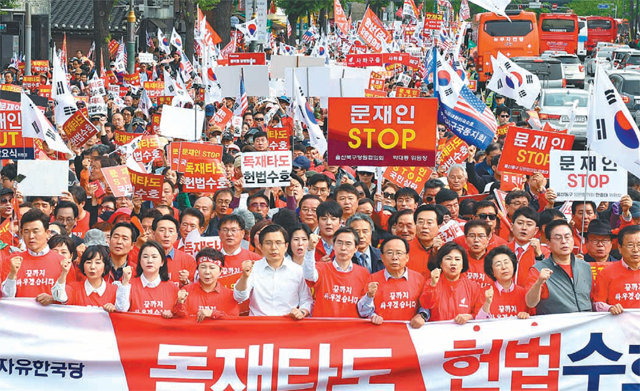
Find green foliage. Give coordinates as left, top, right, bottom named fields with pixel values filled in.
left=566, top=0, right=623, bottom=17
left=197, top=0, right=221, bottom=10
left=276, top=0, right=319, bottom=18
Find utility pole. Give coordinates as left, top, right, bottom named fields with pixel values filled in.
left=25, top=0, right=31, bottom=75
left=126, top=0, right=136, bottom=74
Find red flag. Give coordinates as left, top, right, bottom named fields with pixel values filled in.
left=357, top=7, right=392, bottom=53
left=197, top=7, right=222, bottom=45
left=334, top=0, right=350, bottom=35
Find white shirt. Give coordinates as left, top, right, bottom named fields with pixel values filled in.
left=221, top=247, right=242, bottom=256
left=52, top=279, right=107, bottom=303
left=233, top=257, right=313, bottom=316
left=302, top=250, right=353, bottom=283
left=114, top=274, right=161, bottom=312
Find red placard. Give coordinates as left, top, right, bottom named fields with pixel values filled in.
left=383, top=53, right=420, bottom=69
left=101, top=165, right=133, bottom=197
left=147, top=113, right=161, bottom=135
left=328, top=98, right=438, bottom=166
left=209, top=106, right=233, bottom=128
left=123, top=73, right=141, bottom=87
left=182, top=159, right=227, bottom=193
left=132, top=135, right=163, bottom=164
left=156, top=96, right=173, bottom=106
left=357, top=8, right=392, bottom=53
left=346, top=54, right=384, bottom=68
left=383, top=166, right=432, bottom=192
left=423, top=13, right=444, bottom=30
left=228, top=52, right=266, bottom=66
left=129, top=170, right=164, bottom=202
left=395, top=87, right=420, bottom=97
left=21, top=75, right=41, bottom=90
left=0, top=84, right=21, bottom=93
left=0, top=130, right=35, bottom=160
left=468, top=80, right=477, bottom=92
left=169, top=142, right=223, bottom=172
left=38, top=85, right=52, bottom=99
left=266, top=126, right=291, bottom=152
left=143, top=81, right=164, bottom=100
left=30, top=60, right=50, bottom=73
left=501, top=172, right=526, bottom=191
left=113, top=131, right=138, bottom=146
left=61, top=111, right=99, bottom=148
left=369, top=73, right=385, bottom=90
left=0, top=111, right=21, bottom=132
left=498, top=126, right=574, bottom=177
left=364, top=89, right=387, bottom=98
left=437, top=136, right=469, bottom=173
left=108, top=39, right=119, bottom=57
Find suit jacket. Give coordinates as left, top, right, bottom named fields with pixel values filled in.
left=352, top=245, right=384, bottom=274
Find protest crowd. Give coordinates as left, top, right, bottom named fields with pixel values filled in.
left=1, top=0, right=639, bottom=335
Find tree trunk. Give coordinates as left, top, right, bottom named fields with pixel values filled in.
left=287, top=13, right=299, bottom=44
left=208, top=0, right=233, bottom=46
left=319, top=8, right=327, bottom=34
left=93, top=0, right=114, bottom=75
left=182, top=0, right=196, bottom=58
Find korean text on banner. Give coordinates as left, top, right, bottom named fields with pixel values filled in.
left=17, top=161, right=69, bottom=196
left=328, top=98, right=438, bottom=166
left=183, top=236, right=222, bottom=257
left=61, top=111, right=99, bottom=148
left=437, top=136, right=469, bottom=173
left=101, top=166, right=134, bottom=197
left=383, top=166, right=432, bottom=192
left=357, top=7, right=392, bottom=53
left=169, top=142, right=223, bottom=172
left=0, top=129, right=35, bottom=160
left=498, top=126, right=574, bottom=177
left=182, top=158, right=227, bottom=193
left=129, top=170, right=164, bottom=202
left=241, top=151, right=292, bottom=188
left=550, top=150, right=628, bottom=202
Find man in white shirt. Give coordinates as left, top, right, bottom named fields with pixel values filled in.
left=234, top=224, right=312, bottom=318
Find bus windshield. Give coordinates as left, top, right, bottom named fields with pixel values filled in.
left=588, top=19, right=612, bottom=29
left=541, top=19, right=575, bottom=32
left=483, top=20, right=533, bottom=37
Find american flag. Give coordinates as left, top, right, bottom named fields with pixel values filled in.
left=438, top=29, right=453, bottom=51
left=234, top=73, right=248, bottom=116
left=146, top=31, right=155, bottom=50
left=87, top=41, right=95, bottom=61
left=287, top=20, right=292, bottom=38
left=437, top=0, right=452, bottom=8
left=455, top=86, right=498, bottom=133
left=302, top=30, right=315, bottom=43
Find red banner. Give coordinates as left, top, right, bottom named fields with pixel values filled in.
left=437, top=136, right=469, bottom=173
left=61, top=111, right=99, bottom=148
left=266, top=126, right=291, bottom=152
left=228, top=53, right=266, bottom=66
left=0, top=130, right=35, bottom=160
left=129, top=170, right=164, bottom=202
left=102, top=165, right=133, bottom=197
left=132, top=136, right=163, bottom=164
left=30, top=60, right=50, bottom=73
left=383, top=53, right=420, bottom=69
left=423, top=13, right=444, bottom=30
left=148, top=113, right=161, bottom=135
left=209, top=106, right=233, bottom=129
left=114, top=131, right=138, bottom=146
left=364, top=89, right=387, bottom=98
left=38, top=85, right=52, bottom=99
left=357, top=8, right=392, bottom=53
left=21, top=75, right=41, bottom=90
left=346, top=54, right=384, bottom=67
left=498, top=126, right=574, bottom=177
left=123, top=73, right=141, bottom=87
left=383, top=166, right=432, bottom=192
left=0, top=110, right=21, bottom=132
left=169, top=142, right=223, bottom=172
left=328, top=98, right=438, bottom=166
left=182, top=159, right=227, bottom=193
left=143, top=81, right=165, bottom=100
left=395, top=87, right=420, bottom=97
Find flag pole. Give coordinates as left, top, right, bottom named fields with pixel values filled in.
left=580, top=146, right=590, bottom=253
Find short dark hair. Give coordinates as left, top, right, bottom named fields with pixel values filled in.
left=48, top=234, right=78, bottom=261
left=473, top=200, right=498, bottom=215
left=110, top=222, right=138, bottom=242
left=307, top=174, right=330, bottom=187
left=496, top=106, right=511, bottom=117
left=414, top=204, right=443, bottom=225
left=21, top=208, right=50, bottom=230
left=55, top=201, right=79, bottom=219
left=141, top=208, right=163, bottom=222
left=619, top=225, right=640, bottom=246
left=253, top=131, right=268, bottom=140
left=436, top=242, right=469, bottom=274
left=136, top=240, right=169, bottom=281
left=545, top=219, right=572, bottom=240
left=286, top=224, right=311, bottom=257
left=180, top=208, right=205, bottom=228
left=300, top=194, right=322, bottom=209
left=195, top=247, right=225, bottom=267
left=27, top=196, right=53, bottom=206
left=152, top=214, right=179, bottom=231
left=395, top=187, right=420, bottom=204
left=539, top=208, right=565, bottom=229
left=333, top=227, right=360, bottom=246
left=424, top=179, right=444, bottom=191
left=512, top=207, right=539, bottom=226
left=484, top=246, right=517, bottom=281
left=79, top=245, right=112, bottom=277
left=68, top=185, right=87, bottom=206
left=464, top=219, right=491, bottom=236
left=1, top=163, right=16, bottom=180
left=258, top=224, right=289, bottom=244
left=218, top=214, right=246, bottom=230
left=213, top=188, right=234, bottom=202
left=435, top=188, right=458, bottom=204
left=379, top=235, right=410, bottom=254
left=505, top=190, right=531, bottom=206
left=571, top=201, right=597, bottom=216
left=316, top=200, right=343, bottom=219
left=335, top=184, right=359, bottom=198
left=247, top=192, right=269, bottom=207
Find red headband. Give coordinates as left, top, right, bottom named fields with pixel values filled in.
left=198, top=257, right=222, bottom=268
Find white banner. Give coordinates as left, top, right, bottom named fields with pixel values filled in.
left=550, top=150, right=627, bottom=202
left=241, top=151, right=292, bottom=188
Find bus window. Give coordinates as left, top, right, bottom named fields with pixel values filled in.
left=484, top=20, right=533, bottom=36
left=541, top=19, right=576, bottom=32
left=588, top=19, right=612, bottom=29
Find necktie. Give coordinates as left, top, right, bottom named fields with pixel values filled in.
left=515, top=246, right=524, bottom=260
left=359, top=253, right=369, bottom=270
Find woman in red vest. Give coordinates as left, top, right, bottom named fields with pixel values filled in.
left=115, top=240, right=180, bottom=317
left=51, top=245, right=117, bottom=311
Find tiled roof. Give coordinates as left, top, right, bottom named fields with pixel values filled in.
left=51, top=0, right=129, bottom=32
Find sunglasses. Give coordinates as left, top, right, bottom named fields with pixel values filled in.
left=477, top=213, right=497, bottom=220
left=383, top=192, right=395, bottom=199
left=500, top=114, right=510, bottom=118
left=424, top=196, right=435, bottom=202
left=254, top=117, right=265, bottom=121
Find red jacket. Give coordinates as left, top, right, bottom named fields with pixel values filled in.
left=420, top=276, right=485, bottom=322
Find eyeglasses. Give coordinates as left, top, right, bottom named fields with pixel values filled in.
left=254, top=117, right=265, bottom=122
left=335, top=240, right=355, bottom=248
left=467, top=234, right=488, bottom=240
left=477, top=213, right=497, bottom=220
left=383, top=192, right=395, bottom=199
left=250, top=202, right=268, bottom=208
left=383, top=250, right=407, bottom=258
left=623, top=243, right=640, bottom=250
left=590, top=239, right=611, bottom=246
left=301, top=207, right=317, bottom=214
left=500, top=114, right=510, bottom=118
left=0, top=197, right=12, bottom=205
left=220, top=227, right=241, bottom=234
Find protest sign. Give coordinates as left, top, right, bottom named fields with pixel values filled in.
left=423, top=13, right=444, bottom=30
left=101, top=166, right=133, bottom=197
left=0, top=129, right=34, bottom=160
left=501, top=172, right=526, bottom=191
left=550, top=150, right=627, bottom=202
left=38, top=85, right=52, bottom=99
left=369, top=74, right=385, bottom=90
left=132, top=135, right=164, bottom=164
left=183, top=236, right=222, bottom=257
left=328, top=98, right=438, bottom=166
left=228, top=53, right=266, bottom=66
left=0, top=110, right=20, bottom=132
left=21, top=75, right=40, bottom=90
left=437, top=137, right=469, bottom=173
left=123, top=73, right=141, bottom=87
left=159, top=105, right=205, bottom=141
left=241, top=151, right=292, bottom=188
left=266, top=126, right=291, bottom=151
left=383, top=166, right=432, bottom=192
left=17, top=160, right=68, bottom=196
left=61, top=111, right=99, bottom=148
left=395, top=87, right=420, bottom=97
left=498, top=126, right=574, bottom=177
left=30, top=60, right=49, bottom=73
left=169, top=142, right=223, bottom=172
left=143, top=81, right=164, bottom=100
left=364, top=89, right=387, bottom=98
left=357, top=7, right=392, bottom=53
left=182, top=159, right=227, bottom=193
left=129, top=170, right=164, bottom=202
left=138, top=53, right=154, bottom=64
left=209, top=106, right=233, bottom=128
left=114, top=131, right=139, bottom=146
left=346, top=54, right=384, bottom=67
left=147, top=113, right=161, bottom=135
left=438, top=219, right=464, bottom=242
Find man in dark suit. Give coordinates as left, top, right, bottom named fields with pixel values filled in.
left=346, top=213, right=384, bottom=273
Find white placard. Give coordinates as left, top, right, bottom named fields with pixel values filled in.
left=241, top=151, right=292, bottom=188
left=214, top=65, right=269, bottom=97
left=17, top=160, right=69, bottom=196
left=138, top=53, right=154, bottom=64
left=550, top=150, right=627, bottom=202
left=159, top=105, right=205, bottom=140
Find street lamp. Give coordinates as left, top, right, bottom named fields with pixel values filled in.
left=127, top=0, right=136, bottom=74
